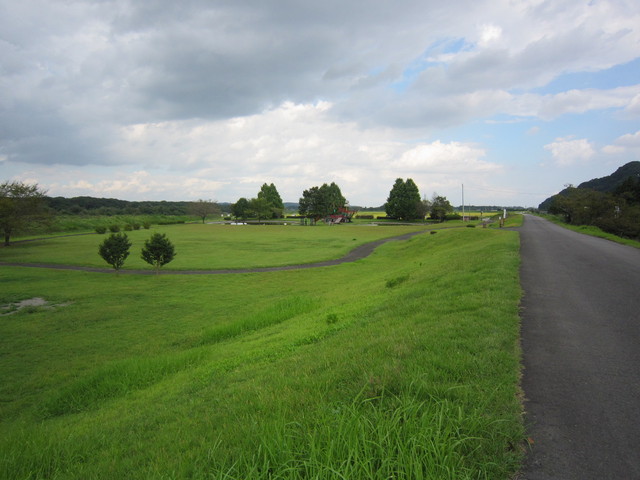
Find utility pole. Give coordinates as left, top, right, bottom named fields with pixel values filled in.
left=462, top=184, right=465, bottom=222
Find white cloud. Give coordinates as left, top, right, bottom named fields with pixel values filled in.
left=603, top=130, right=640, bottom=154
left=478, top=24, right=503, bottom=47
left=34, top=101, right=502, bottom=204
left=544, top=137, right=596, bottom=166
left=393, top=141, right=499, bottom=173
left=2, top=0, right=640, bottom=208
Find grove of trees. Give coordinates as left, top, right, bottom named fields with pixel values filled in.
left=384, top=178, right=454, bottom=222
left=231, top=183, right=284, bottom=221
left=549, top=179, right=640, bottom=239
left=298, top=182, right=346, bottom=220
left=2, top=179, right=463, bottom=240
left=385, top=178, right=422, bottom=220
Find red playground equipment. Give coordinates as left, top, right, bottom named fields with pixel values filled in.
left=326, top=206, right=358, bottom=224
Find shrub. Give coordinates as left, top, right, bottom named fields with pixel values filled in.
left=109, top=224, right=120, bottom=233
left=143, top=222, right=151, bottom=229
left=141, top=233, right=176, bottom=273
left=132, top=223, right=141, bottom=230
left=98, top=233, right=132, bottom=270
left=124, top=224, right=133, bottom=231
left=95, top=226, right=107, bottom=234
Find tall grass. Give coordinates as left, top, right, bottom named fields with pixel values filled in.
left=0, top=227, right=524, bottom=479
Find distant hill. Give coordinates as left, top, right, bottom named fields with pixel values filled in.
left=539, top=161, right=640, bottom=210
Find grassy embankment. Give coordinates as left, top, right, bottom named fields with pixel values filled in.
left=0, top=223, right=525, bottom=479
left=539, top=213, right=640, bottom=248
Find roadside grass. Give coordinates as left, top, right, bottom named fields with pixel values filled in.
left=539, top=214, right=640, bottom=248
left=0, top=224, right=428, bottom=270
left=0, top=227, right=524, bottom=479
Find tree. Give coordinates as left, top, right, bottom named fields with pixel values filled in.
left=298, top=182, right=346, bottom=220
left=549, top=187, right=616, bottom=225
left=0, top=181, right=48, bottom=246
left=430, top=194, right=453, bottom=222
left=257, top=183, right=284, bottom=218
left=231, top=197, right=250, bottom=221
left=189, top=199, right=220, bottom=224
left=385, top=178, right=422, bottom=220
left=416, top=195, right=431, bottom=220
left=141, top=233, right=176, bottom=273
left=98, top=232, right=132, bottom=271
left=249, top=197, right=273, bottom=222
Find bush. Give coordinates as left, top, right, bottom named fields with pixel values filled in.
left=141, top=233, right=176, bottom=273
left=124, top=224, right=133, bottom=231
left=109, top=224, right=120, bottom=233
left=98, top=233, right=132, bottom=270
left=95, top=226, right=107, bottom=234
left=143, top=222, right=151, bottom=229
left=132, top=223, right=141, bottom=230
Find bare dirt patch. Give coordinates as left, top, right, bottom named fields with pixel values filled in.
left=1, top=297, right=72, bottom=316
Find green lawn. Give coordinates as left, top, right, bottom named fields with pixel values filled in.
left=1, top=224, right=429, bottom=270
left=0, top=226, right=525, bottom=479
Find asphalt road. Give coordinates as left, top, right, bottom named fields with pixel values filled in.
left=519, top=215, right=640, bottom=479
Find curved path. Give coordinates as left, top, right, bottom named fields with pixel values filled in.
left=0, top=229, right=428, bottom=275
left=519, top=215, right=640, bottom=479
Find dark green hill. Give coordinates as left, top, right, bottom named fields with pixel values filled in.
left=539, top=161, right=640, bottom=210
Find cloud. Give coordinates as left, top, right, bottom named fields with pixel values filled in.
left=393, top=141, right=499, bottom=174
left=544, top=137, right=596, bottom=166
left=603, top=130, right=640, bottom=154
left=2, top=0, right=640, bottom=208
left=34, top=101, right=502, bottom=204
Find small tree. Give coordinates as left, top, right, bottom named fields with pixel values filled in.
left=231, top=197, right=250, bottom=221
left=257, top=183, right=284, bottom=218
left=189, top=199, right=221, bottom=224
left=430, top=194, right=454, bottom=222
left=0, top=181, right=48, bottom=246
left=98, top=233, right=132, bottom=271
left=250, top=197, right=273, bottom=222
left=141, top=233, right=176, bottom=273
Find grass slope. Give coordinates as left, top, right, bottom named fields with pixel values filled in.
left=0, top=227, right=524, bottom=479
left=0, top=224, right=428, bottom=270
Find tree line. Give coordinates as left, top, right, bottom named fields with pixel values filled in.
left=547, top=175, right=640, bottom=239
left=1, top=178, right=455, bottom=245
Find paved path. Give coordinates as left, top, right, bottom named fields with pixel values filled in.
left=0, top=229, right=428, bottom=274
left=519, top=215, right=640, bottom=479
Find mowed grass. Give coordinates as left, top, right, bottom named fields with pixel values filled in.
left=0, top=226, right=525, bottom=479
left=0, top=224, right=429, bottom=270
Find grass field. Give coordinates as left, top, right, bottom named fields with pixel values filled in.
left=1, top=224, right=430, bottom=270
left=0, top=223, right=525, bottom=479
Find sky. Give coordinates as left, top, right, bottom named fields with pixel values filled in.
left=2, top=0, right=640, bottom=208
